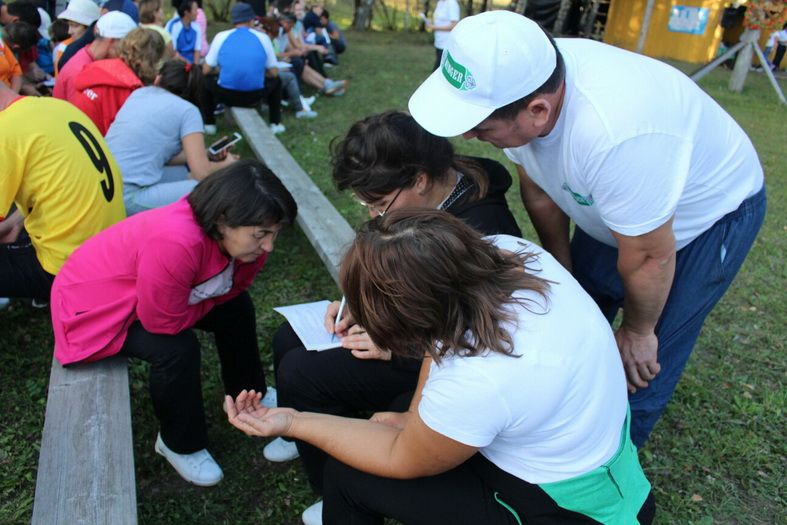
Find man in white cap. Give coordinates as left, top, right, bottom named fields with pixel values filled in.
left=53, top=10, right=136, bottom=100
left=409, top=10, right=766, bottom=448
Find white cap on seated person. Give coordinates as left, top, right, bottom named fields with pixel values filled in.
left=58, top=0, right=101, bottom=27
left=95, top=11, right=137, bottom=39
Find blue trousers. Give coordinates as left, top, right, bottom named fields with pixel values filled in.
left=570, top=187, right=766, bottom=447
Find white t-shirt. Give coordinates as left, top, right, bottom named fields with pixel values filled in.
left=505, top=39, right=763, bottom=250
left=432, top=0, right=460, bottom=50
left=418, top=235, right=627, bottom=484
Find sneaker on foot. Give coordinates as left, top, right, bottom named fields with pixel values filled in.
left=261, top=386, right=278, bottom=408
left=154, top=433, right=223, bottom=486
left=301, top=95, right=316, bottom=107
left=281, top=99, right=290, bottom=107
left=270, top=123, right=286, bottom=134
left=213, top=103, right=225, bottom=116
left=0, top=298, right=10, bottom=310
left=204, top=124, right=217, bottom=135
left=295, top=109, right=318, bottom=119
left=302, top=500, right=323, bottom=525
left=323, top=79, right=346, bottom=96
left=263, top=437, right=300, bottom=462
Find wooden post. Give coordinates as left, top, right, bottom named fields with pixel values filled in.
left=729, top=28, right=760, bottom=93
left=636, top=0, right=656, bottom=53
left=553, top=0, right=572, bottom=34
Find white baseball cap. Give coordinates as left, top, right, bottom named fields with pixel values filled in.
left=58, top=0, right=101, bottom=27
left=408, top=11, right=556, bottom=137
left=95, top=11, right=137, bottom=39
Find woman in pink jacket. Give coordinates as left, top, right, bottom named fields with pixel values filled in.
left=50, top=159, right=297, bottom=487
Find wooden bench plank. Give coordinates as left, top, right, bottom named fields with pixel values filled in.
left=230, top=107, right=355, bottom=284
left=33, top=356, right=137, bottom=525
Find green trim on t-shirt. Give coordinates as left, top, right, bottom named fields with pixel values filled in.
left=538, top=406, right=651, bottom=524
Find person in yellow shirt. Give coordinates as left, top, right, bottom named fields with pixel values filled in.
left=0, top=81, right=126, bottom=303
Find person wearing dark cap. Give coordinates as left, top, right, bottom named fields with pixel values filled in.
left=203, top=2, right=285, bottom=133
left=409, top=11, right=766, bottom=449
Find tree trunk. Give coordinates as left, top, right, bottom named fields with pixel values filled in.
left=480, top=0, right=489, bottom=13
left=513, top=0, right=528, bottom=16
left=466, top=0, right=473, bottom=16
left=353, top=0, right=375, bottom=30
left=553, top=0, right=572, bottom=34
left=729, top=28, right=760, bottom=92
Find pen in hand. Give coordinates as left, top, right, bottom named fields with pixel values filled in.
left=332, top=296, right=346, bottom=343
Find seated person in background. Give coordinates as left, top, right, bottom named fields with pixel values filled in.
left=0, top=23, right=25, bottom=92
left=53, top=0, right=99, bottom=76
left=4, top=2, right=44, bottom=94
left=277, top=13, right=345, bottom=96
left=71, top=26, right=165, bottom=135
left=0, top=81, right=125, bottom=303
left=52, top=161, right=295, bottom=487
left=265, top=110, right=522, bottom=523
left=53, top=10, right=136, bottom=100
left=319, top=9, right=344, bottom=59
left=138, top=0, right=175, bottom=58
left=259, top=15, right=317, bottom=119
left=34, top=6, right=54, bottom=77
left=166, top=0, right=201, bottom=64
left=49, top=18, right=72, bottom=76
left=194, top=0, right=208, bottom=59
left=107, top=60, right=238, bottom=215
left=228, top=210, right=656, bottom=525
left=203, top=3, right=284, bottom=134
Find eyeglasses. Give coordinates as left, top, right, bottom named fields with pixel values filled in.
left=353, top=187, right=404, bottom=217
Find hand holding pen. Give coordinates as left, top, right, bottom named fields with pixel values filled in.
left=323, top=298, right=392, bottom=361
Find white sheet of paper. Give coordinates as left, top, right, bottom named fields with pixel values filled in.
left=273, top=300, right=342, bottom=351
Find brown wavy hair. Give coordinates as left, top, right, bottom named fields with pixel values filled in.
left=118, top=27, right=165, bottom=85
left=339, top=209, right=550, bottom=362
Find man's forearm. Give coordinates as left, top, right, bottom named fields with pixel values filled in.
left=614, top=222, right=677, bottom=334
left=525, top=198, right=572, bottom=270
left=618, top=251, right=675, bottom=335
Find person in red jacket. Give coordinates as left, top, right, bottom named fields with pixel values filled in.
left=71, top=27, right=164, bottom=134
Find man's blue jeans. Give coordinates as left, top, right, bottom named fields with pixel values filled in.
left=570, top=187, right=766, bottom=447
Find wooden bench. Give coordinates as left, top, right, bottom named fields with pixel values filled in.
left=32, top=356, right=137, bottom=525
left=229, top=107, right=355, bottom=284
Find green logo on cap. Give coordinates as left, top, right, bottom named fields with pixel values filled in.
left=442, top=51, right=476, bottom=91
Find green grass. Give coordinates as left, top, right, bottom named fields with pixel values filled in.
left=1, top=26, right=785, bottom=525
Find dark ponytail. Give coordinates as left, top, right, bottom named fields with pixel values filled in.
left=157, top=59, right=204, bottom=110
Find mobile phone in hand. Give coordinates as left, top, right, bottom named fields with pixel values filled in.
left=208, top=132, right=242, bottom=156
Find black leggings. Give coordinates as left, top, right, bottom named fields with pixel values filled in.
left=203, top=75, right=283, bottom=126
left=0, top=231, right=55, bottom=300
left=273, top=322, right=420, bottom=491
left=323, top=454, right=656, bottom=525
left=118, top=292, right=267, bottom=453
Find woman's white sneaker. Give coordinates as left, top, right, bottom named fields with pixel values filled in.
left=302, top=500, right=323, bottom=525
left=263, top=437, right=299, bottom=462
left=154, top=433, right=223, bottom=486
left=261, top=386, right=278, bottom=408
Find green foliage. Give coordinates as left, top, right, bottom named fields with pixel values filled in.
left=0, top=28, right=785, bottom=525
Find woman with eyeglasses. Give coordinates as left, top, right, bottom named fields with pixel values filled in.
left=227, top=210, right=655, bottom=525
left=262, top=110, right=522, bottom=524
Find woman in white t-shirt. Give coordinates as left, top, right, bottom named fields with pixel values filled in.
left=226, top=210, right=656, bottom=525
left=106, top=59, right=238, bottom=215
left=426, top=0, right=460, bottom=70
